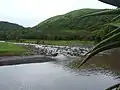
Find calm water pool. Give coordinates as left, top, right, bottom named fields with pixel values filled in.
left=0, top=51, right=120, bottom=90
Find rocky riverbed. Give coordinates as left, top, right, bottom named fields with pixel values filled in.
left=0, top=42, right=93, bottom=66
left=18, top=43, right=93, bottom=57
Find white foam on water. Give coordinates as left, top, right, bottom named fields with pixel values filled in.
left=51, top=54, right=68, bottom=60
left=11, top=42, right=91, bottom=57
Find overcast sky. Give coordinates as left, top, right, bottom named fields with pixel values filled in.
left=0, top=0, right=116, bottom=27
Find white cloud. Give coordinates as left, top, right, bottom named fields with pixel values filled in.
left=0, top=0, right=116, bottom=27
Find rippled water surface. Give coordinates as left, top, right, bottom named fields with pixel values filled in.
left=0, top=50, right=120, bottom=90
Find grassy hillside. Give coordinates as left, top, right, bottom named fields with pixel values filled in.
left=33, top=8, right=118, bottom=41
left=35, top=9, right=110, bottom=31
left=0, top=21, right=24, bottom=30
left=0, top=21, right=31, bottom=40
left=0, top=8, right=119, bottom=41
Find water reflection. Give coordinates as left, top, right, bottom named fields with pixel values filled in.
left=63, top=50, right=120, bottom=79
left=0, top=50, right=120, bottom=90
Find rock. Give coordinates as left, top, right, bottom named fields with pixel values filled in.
left=51, top=53, right=58, bottom=57
left=22, top=43, right=90, bottom=57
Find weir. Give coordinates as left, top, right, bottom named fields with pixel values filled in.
left=0, top=42, right=92, bottom=66
left=22, top=43, right=91, bottom=56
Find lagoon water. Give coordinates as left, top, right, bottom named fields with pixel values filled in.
left=0, top=51, right=120, bottom=90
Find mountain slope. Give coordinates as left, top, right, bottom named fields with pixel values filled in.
left=0, top=21, right=24, bottom=31
left=0, top=8, right=119, bottom=41
left=0, top=21, right=27, bottom=40
left=32, top=8, right=118, bottom=40
left=34, top=9, right=110, bottom=31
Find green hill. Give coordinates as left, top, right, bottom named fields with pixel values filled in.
left=0, top=21, right=26, bottom=40
left=0, top=8, right=119, bottom=41
left=35, top=9, right=108, bottom=31
left=33, top=8, right=118, bottom=41
left=0, top=21, right=24, bottom=31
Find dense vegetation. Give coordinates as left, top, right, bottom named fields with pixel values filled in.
left=0, top=8, right=119, bottom=42
left=33, top=8, right=116, bottom=41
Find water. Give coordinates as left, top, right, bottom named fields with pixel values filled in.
left=0, top=50, right=120, bottom=90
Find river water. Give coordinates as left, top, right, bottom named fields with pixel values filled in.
left=0, top=49, right=120, bottom=90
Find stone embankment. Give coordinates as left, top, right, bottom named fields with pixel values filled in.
left=22, top=43, right=92, bottom=57
left=0, top=42, right=93, bottom=66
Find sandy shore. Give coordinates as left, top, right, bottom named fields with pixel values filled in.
left=0, top=55, right=55, bottom=66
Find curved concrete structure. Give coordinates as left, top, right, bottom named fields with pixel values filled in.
left=99, top=0, right=120, bottom=7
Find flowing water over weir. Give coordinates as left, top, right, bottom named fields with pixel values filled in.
left=15, top=43, right=93, bottom=57
left=0, top=42, right=94, bottom=66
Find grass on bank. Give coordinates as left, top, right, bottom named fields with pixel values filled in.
left=43, top=40, right=94, bottom=45
left=0, top=42, right=27, bottom=56
left=8, top=40, right=94, bottom=46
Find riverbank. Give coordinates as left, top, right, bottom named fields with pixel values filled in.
left=0, top=41, right=91, bottom=66
left=0, top=42, right=56, bottom=66
left=0, top=42, right=27, bottom=56
left=0, top=55, right=55, bottom=66
left=0, top=40, right=93, bottom=57
left=8, top=40, right=94, bottom=46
